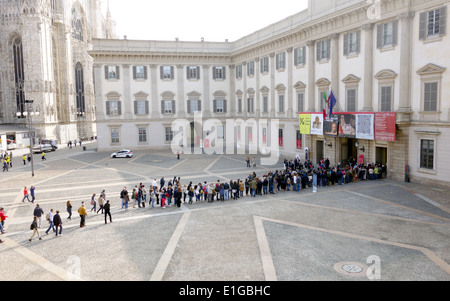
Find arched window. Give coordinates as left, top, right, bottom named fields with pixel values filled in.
left=75, top=63, right=85, bottom=116
left=72, top=7, right=83, bottom=41
left=13, top=37, right=25, bottom=116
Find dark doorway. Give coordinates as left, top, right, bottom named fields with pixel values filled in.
left=376, top=147, right=387, bottom=165
left=316, top=140, right=324, bottom=164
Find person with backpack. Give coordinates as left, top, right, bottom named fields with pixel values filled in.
left=29, top=217, right=42, bottom=241
left=97, top=193, right=105, bottom=214
left=90, top=193, right=97, bottom=212
left=45, top=209, right=56, bottom=235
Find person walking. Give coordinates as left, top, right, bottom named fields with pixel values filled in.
left=78, top=202, right=87, bottom=228
left=30, top=186, right=36, bottom=203
left=104, top=200, right=112, bottom=224
left=53, top=210, right=62, bottom=236
left=0, top=207, right=7, bottom=235
left=22, top=154, right=27, bottom=165
left=120, top=187, right=127, bottom=209
left=29, top=217, right=42, bottom=241
left=33, top=204, right=45, bottom=228
left=66, top=201, right=73, bottom=220
left=90, top=193, right=97, bottom=212
left=97, top=193, right=105, bottom=214
left=41, top=152, right=46, bottom=161
left=22, top=186, right=31, bottom=202
left=45, top=209, right=56, bottom=235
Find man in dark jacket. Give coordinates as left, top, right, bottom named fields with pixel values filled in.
left=33, top=204, right=45, bottom=228
left=53, top=210, right=62, bottom=236
left=175, top=188, right=182, bottom=207
left=104, top=200, right=112, bottom=224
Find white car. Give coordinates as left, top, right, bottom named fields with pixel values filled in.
left=111, top=149, right=133, bottom=158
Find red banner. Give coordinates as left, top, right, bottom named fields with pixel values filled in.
left=374, top=112, right=396, bottom=142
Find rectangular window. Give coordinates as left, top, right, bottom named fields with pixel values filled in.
left=238, top=98, right=242, bottom=113
left=111, top=128, right=120, bottom=143
left=236, top=65, right=243, bottom=79
left=263, top=96, right=269, bottom=113
left=344, top=31, right=360, bottom=55
left=380, top=86, right=392, bottom=112
left=165, top=127, right=173, bottom=142
left=217, top=125, right=225, bottom=139
left=216, top=99, right=224, bottom=113
left=161, top=66, right=174, bottom=79
left=190, top=100, right=199, bottom=113
left=294, top=46, right=306, bottom=66
left=260, top=57, right=269, bottom=73
left=317, top=40, right=330, bottom=61
left=247, top=98, right=254, bottom=113
left=278, top=95, right=284, bottom=113
left=297, top=93, right=304, bottom=113
left=420, top=139, right=434, bottom=169
left=247, top=61, right=254, bottom=76
left=377, top=21, right=398, bottom=48
left=420, top=7, right=446, bottom=39
left=428, top=9, right=441, bottom=36
left=134, top=100, right=148, bottom=115
left=138, top=128, right=147, bottom=143
left=187, top=66, right=200, bottom=80
left=106, top=100, right=121, bottom=116
left=346, top=89, right=357, bottom=112
left=276, top=52, right=286, bottom=70
left=106, top=66, right=119, bottom=79
left=213, top=66, right=226, bottom=80
left=424, top=82, right=438, bottom=111
left=164, top=100, right=173, bottom=114
left=134, top=66, right=146, bottom=79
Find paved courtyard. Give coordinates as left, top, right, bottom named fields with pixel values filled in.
left=0, top=142, right=449, bottom=282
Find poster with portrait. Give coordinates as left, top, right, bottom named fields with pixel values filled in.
left=337, top=114, right=356, bottom=138
left=310, top=114, right=323, bottom=135
left=356, top=114, right=374, bottom=140
left=299, top=113, right=311, bottom=135
left=323, top=115, right=339, bottom=137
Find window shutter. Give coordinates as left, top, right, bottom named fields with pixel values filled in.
left=104, top=66, right=108, bottom=79
left=419, top=12, right=427, bottom=40
left=106, top=101, right=110, bottom=115
left=294, top=48, right=298, bottom=65
left=316, top=42, right=321, bottom=60
left=392, top=20, right=398, bottom=46
left=356, top=30, right=361, bottom=53
left=144, top=66, right=148, bottom=80
left=118, top=101, right=122, bottom=115
left=134, top=100, right=137, bottom=114
left=343, top=33, right=349, bottom=56
left=197, top=66, right=200, bottom=79
left=326, top=40, right=331, bottom=59
left=197, top=100, right=201, bottom=111
left=260, top=59, right=264, bottom=72
left=171, top=100, right=176, bottom=114
left=247, top=98, right=250, bottom=112
left=170, top=66, right=174, bottom=79
left=186, top=67, right=190, bottom=79
left=223, top=67, right=226, bottom=79
left=213, top=99, right=217, bottom=112
left=161, top=100, right=164, bottom=114
left=376, top=24, right=383, bottom=48
left=145, top=101, right=149, bottom=114
left=187, top=100, right=191, bottom=114
left=115, top=66, right=120, bottom=79
left=133, top=66, right=137, bottom=79
left=213, top=68, right=216, bottom=80
left=223, top=100, right=227, bottom=113
left=160, top=66, right=163, bottom=79
left=276, top=54, right=280, bottom=69
left=302, top=46, right=306, bottom=65
left=440, top=6, right=447, bottom=36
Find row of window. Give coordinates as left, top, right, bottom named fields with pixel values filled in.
left=104, top=79, right=440, bottom=117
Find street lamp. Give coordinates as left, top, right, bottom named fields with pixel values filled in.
left=16, top=100, right=39, bottom=177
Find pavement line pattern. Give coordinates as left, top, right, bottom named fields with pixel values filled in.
left=415, top=193, right=442, bottom=208
left=1, top=237, right=83, bottom=281
left=149, top=211, right=191, bottom=281
left=256, top=216, right=450, bottom=276
left=254, top=216, right=277, bottom=281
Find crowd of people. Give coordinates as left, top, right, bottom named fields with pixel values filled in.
left=0, top=154, right=386, bottom=244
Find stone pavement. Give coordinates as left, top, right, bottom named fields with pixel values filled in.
left=0, top=143, right=449, bottom=282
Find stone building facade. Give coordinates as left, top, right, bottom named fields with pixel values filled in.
left=0, top=0, right=115, bottom=146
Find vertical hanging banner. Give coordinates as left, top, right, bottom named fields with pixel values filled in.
left=310, top=113, right=324, bottom=136
left=374, top=112, right=396, bottom=142
left=296, top=130, right=302, bottom=149
left=356, top=114, right=374, bottom=140
left=299, top=113, right=311, bottom=135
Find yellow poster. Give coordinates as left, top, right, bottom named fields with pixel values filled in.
left=299, top=113, right=311, bottom=135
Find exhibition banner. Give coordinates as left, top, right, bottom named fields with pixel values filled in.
left=310, top=114, right=324, bottom=136
left=338, top=113, right=356, bottom=138
left=374, top=112, right=396, bottom=142
left=299, top=113, right=311, bottom=135
left=356, top=114, right=374, bottom=140
left=324, top=115, right=339, bottom=137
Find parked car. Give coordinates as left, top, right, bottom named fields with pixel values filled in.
left=111, top=149, right=133, bottom=158
left=7, top=139, right=17, bottom=150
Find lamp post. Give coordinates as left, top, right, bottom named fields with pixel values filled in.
left=16, top=100, right=39, bottom=177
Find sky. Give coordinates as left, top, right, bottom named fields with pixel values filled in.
left=106, top=0, right=309, bottom=42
